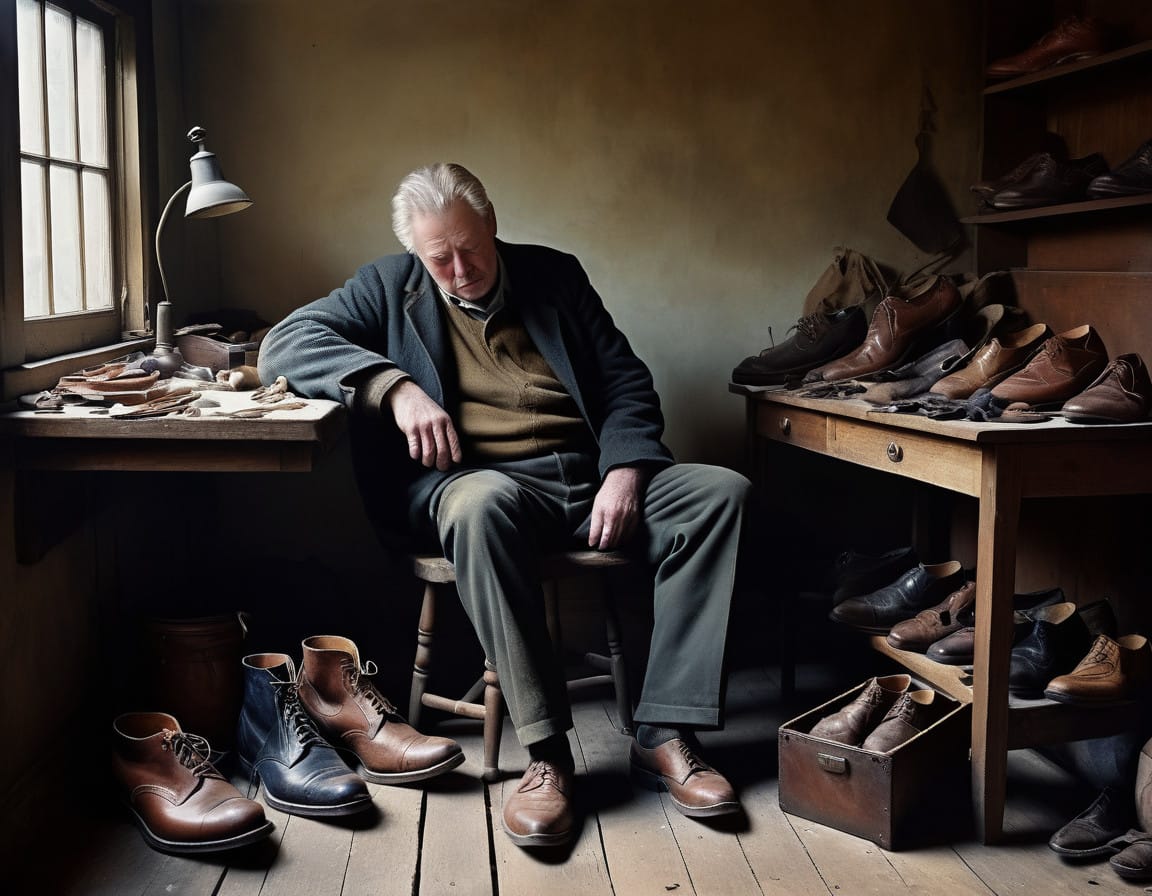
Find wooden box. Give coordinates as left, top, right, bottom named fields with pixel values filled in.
left=176, top=333, right=259, bottom=372
left=778, top=680, right=972, bottom=850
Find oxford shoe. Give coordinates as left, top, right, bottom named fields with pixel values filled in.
left=1044, top=634, right=1152, bottom=705
left=731, top=306, right=867, bottom=387
left=991, top=325, right=1109, bottom=409
left=1049, top=787, right=1135, bottom=858
left=827, top=545, right=918, bottom=606
left=985, top=16, right=1108, bottom=79
left=804, top=275, right=963, bottom=384
left=630, top=737, right=740, bottom=818
left=112, top=712, right=273, bottom=854
left=502, top=759, right=575, bottom=847
left=926, top=586, right=1067, bottom=665
left=1009, top=602, right=1094, bottom=698
left=829, top=560, right=966, bottom=633
left=236, top=654, right=372, bottom=818
left=1063, top=353, right=1152, bottom=424
left=930, top=323, right=1052, bottom=400
left=887, top=581, right=976, bottom=652
left=298, top=635, right=464, bottom=784
left=1088, top=139, right=1152, bottom=198
left=990, top=153, right=1106, bottom=209
left=860, top=689, right=937, bottom=753
left=808, top=674, right=911, bottom=745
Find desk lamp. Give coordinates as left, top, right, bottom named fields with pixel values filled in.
left=150, top=126, right=252, bottom=376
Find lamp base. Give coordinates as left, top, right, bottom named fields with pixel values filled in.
left=144, top=344, right=185, bottom=379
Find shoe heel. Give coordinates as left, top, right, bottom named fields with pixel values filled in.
left=630, top=761, right=668, bottom=794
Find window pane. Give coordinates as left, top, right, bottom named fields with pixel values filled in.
left=16, top=0, right=45, bottom=156
left=21, top=160, right=49, bottom=318
left=49, top=164, right=82, bottom=313
left=76, top=16, right=107, bottom=167
left=44, top=4, right=77, bottom=161
left=82, top=170, right=113, bottom=310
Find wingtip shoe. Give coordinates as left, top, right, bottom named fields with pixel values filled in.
left=297, top=635, right=464, bottom=784
left=1044, top=634, right=1152, bottom=705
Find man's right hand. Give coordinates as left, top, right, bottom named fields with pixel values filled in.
left=387, top=380, right=462, bottom=471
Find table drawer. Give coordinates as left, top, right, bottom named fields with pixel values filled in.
left=829, top=417, right=980, bottom=496
left=755, top=404, right=827, bottom=451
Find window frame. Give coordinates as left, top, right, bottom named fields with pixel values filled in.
left=0, top=0, right=153, bottom=396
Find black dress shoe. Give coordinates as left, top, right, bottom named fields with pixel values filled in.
left=829, top=560, right=966, bottom=633
left=1008, top=603, right=1094, bottom=698
left=826, top=545, right=919, bottom=606
left=236, top=653, right=373, bottom=817
left=1049, top=787, right=1135, bottom=858
left=1088, top=139, right=1152, bottom=198
left=991, top=153, right=1107, bottom=209
left=732, top=306, right=867, bottom=387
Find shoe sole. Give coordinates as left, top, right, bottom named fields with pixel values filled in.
left=354, top=749, right=466, bottom=785
left=502, top=826, right=575, bottom=848
left=1049, top=841, right=1123, bottom=858
left=243, top=761, right=375, bottom=818
left=630, top=763, right=740, bottom=818
left=1043, top=690, right=1127, bottom=707
left=125, top=803, right=274, bottom=855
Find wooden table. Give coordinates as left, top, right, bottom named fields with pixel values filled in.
left=732, top=384, right=1152, bottom=843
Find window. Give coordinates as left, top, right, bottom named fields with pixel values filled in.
left=1, top=0, right=149, bottom=377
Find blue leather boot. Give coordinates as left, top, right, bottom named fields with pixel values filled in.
left=236, top=653, right=373, bottom=817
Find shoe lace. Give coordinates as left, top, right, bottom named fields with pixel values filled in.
left=675, top=739, right=711, bottom=777
left=342, top=659, right=400, bottom=719
left=161, top=729, right=223, bottom=780
left=791, top=310, right=826, bottom=341
left=527, top=759, right=564, bottom=788
left=272, top=680, right=325, bottom=748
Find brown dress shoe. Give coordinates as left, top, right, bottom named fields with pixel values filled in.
left=985, top=16, right=1108, bottom=79
left=930, top=323, right=1051, bottom=399
left=860, top=690, right=937, bottom=753
left=501, top=759, right=575, bottom=847
left=112, top=712, right=273, bottom=854
left=991, top=324, right=1109, bottom=408
left=808, top=674, right=911, bottom=744
left=887, top=581, right=976, bottom=652
left=1044, top=634, right=1152, bottom=705
left=297, top=635, right=464, bottom=784
left=630, top=738, right=739, bottom=818
left=804, top=275, right=962, bottom=383
left=1063, top=353, right=1152, bottom=424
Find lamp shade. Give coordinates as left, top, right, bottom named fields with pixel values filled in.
left=185, top=126, right=252, bottom=218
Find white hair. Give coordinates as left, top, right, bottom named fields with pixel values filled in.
left=391, top=163, right=493, bottom=252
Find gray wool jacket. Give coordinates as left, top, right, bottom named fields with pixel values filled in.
left=258, top=240, right=674, bottom=545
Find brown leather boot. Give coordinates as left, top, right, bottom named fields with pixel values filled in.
left=297, top=635, right=464, bottom=784
left=111, top=712, right=272, bottom=854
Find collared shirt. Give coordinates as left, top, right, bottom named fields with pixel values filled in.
left=438, top=257, right=507, bottom=320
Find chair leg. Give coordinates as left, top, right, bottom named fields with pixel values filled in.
left=601, top=576, right=634, bottom=735
left=481, top=664, right=504, bottom=783
left=409, top=581, right=438, bottom=727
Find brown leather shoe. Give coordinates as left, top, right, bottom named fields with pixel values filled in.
left=860, top=690, right=937, bottom=753
left=630, top=738, right=739, bottom=818
left=112, top=712, right=273, bottom=854
left=991, top=324, right=1109, bottom=408
left=985, top=16, right=1108, bottom=79
left=804, top=275, right=963, bottom=383
left=501, top=759, right=575, bottom=847
left=930, top=323, right=1051, bottom=399
left=808, top=674, right=911, bottom=744
left=1044, top=634, right=1152, bottom=705
left=1063, top=353, right=1152, bottom=424
left=886, top=581, right=976, bottom=652
left=297, top=635, right=464, bottom=784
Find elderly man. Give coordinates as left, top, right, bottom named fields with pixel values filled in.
left=259, top=163, right=750, bottom=848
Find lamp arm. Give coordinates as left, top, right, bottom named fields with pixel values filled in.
left=154, top=180, right=192, bottom=306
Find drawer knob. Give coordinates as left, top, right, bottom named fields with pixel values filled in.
left=886, top=442, right=904, bottom=463
left=779, top=417, right=792, bottom=436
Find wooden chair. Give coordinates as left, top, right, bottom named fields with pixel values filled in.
left=407, top=549, right=635, bottom=781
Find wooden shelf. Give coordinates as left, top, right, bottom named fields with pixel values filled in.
left=983, top=38, right=1152, bottom=95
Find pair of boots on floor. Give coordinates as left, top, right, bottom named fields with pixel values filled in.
left=112, top=635, right=462, bottom=855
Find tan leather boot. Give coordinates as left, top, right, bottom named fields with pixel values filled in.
left=297, top=635, right=464, bottom=784
left=111, top=712, right=272, bottom=854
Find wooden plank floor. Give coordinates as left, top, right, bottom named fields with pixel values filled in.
left=23, top=663, right=1148, bottom=895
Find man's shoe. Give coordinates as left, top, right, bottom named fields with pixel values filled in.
left=808, top=674, right=911, bottom=745
left=731, top=306, right=867, bottom=387
left=990, top=153, right=1107, bottom=209
left=236, top=653, right=373, bottom=817
left=1088, top=140, right=1152, bottom=198
left=991, top=325, right=1109, bottom=409
left=630, top=737, right=740, bottom=818
left=502, top=760, right=575, bottom=847
left=112, top=712, right=273, bottom=854
left=860, top=689, right=937, bottom=753
left=1049, top=787, right=1135, bottom=858
left=985, top=16, right=1108, bottom=79
left=1063, top=353, right=1152, bottom=424
left=926, top=587, right=1067, bottom=665
left=1009, top=603, right=1094, bottom=698
left=1044, top=634, right=1152, bottom=705
left=1109, top=833, right=1152, bottom=881
left=826, top=545, right=918, bottom=606
left=887, top=581, right=976, bottom=652
left=930, top=323, right=1052, bottom=400
left=829, top=560, right=966, bottom=633
left=297, top=635, right=464, bottom=784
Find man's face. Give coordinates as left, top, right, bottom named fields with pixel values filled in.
left=410, top=199, right=499, bottom=303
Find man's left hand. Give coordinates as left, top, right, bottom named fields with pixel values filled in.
left=588, top=466, right=651, bottom=550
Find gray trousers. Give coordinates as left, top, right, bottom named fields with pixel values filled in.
left=425, top=452, right=750, bottom=747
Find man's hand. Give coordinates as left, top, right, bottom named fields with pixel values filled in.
left=588, top=466, right=651, bottom=550
left=387, top=380, right=462, bottom=471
